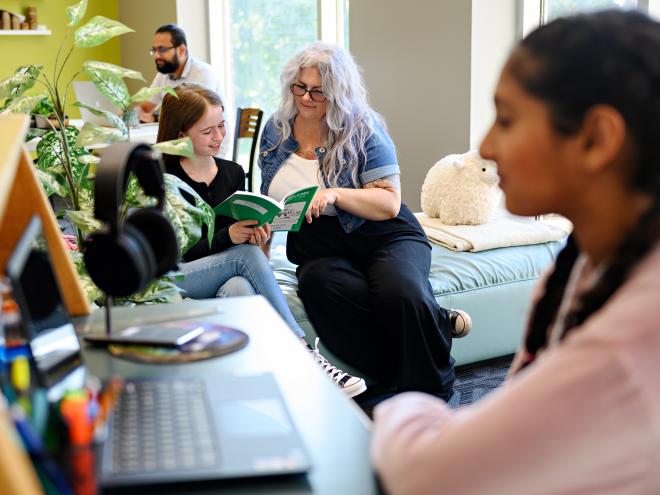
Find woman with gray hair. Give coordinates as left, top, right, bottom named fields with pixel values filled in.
left=259, top=42, right=469, bottom=402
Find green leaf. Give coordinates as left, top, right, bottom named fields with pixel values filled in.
left=117, top=274, right=183, bottom=305
left=68, top=250, right=104, bottom=304
left=65, top=208, right=102, bottom=237
left=74, top=16, right=134, bottom=48
left=163, top=174, right=215, bottom=254
left=152, top=137, right=194, bottom=158
left=32, top=98, right=54, bottom=116
left=77, top=154, right=100, bottom=165
left=0, top=65, right=42, bottom=102
left=74, top=101, right=127, bottom=136
left=26, top=127, right=48, bottom=142
left=125, top=175, right=157, bottom=208
left=75, top=122, right=125, bottom=148
left=83, top=61, right=145, bottom=81
left=82, top=68, right=130, bottom=110
left=2, top=94, right=47, bottom=115
left=35, top=168, right=66, bottom=197
left=36, top=127, right=91, bottom=200
left=66, top=0, right=88, bottom=27
left=129, top=85, right=177, bottom=104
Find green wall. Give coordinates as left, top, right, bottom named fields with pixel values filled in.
left=0, top=0, right=122, bottom=118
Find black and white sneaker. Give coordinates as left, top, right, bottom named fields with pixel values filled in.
left=448, top=309, right=472, bottom=338
left=308, top=338, right=367, bottom=398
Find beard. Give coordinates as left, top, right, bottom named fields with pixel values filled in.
left=156, top=53, right=180, bottom=74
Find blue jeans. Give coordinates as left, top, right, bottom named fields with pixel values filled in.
left=177, top=244, right=305, bottom=338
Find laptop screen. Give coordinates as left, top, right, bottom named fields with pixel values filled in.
left=5, top=216, right=82, bottom=387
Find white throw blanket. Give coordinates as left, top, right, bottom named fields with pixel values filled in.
left=416, top=208, right=572, bottom=252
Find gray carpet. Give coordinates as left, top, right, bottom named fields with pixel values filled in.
left=447, top=354, right=513, bottom=409
left=355, top=354, right=513, bottom=418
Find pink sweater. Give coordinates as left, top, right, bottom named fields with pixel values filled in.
left=372, top=244, right=660, bottom=495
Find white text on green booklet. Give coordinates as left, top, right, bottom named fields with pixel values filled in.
left=213, top=186, right=318, bottom=232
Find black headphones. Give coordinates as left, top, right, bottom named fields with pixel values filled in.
left=84, top=142, right=179, bottom=297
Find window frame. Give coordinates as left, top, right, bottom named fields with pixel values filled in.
left=518, top=0, right=653, bottom=37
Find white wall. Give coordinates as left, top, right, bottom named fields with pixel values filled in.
left=118, top=0, right=212, bottom=95
left=175, top=0, right=210, bottom=63
left=470, top=0, right=517, bottom=149
left=350, top=0, right=472, bottom=211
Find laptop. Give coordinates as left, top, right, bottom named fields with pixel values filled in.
left=73, top=80, right=121, bottom=126
left=5, top=216, right=312, bottom=488
left=4, top=216, right=84, bottom=393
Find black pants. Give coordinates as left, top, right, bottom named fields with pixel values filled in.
left=289, top=210, right=455, bottom=400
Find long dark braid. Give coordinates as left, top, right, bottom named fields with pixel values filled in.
left=514, top=10, right=660, bottom=361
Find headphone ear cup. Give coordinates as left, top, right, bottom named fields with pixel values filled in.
left=126, top=209, right=179, bottom=277
left=84, top=224, right=157, bottom=297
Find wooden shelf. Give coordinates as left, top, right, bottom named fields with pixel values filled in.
left=0, top=28, right=50, bottom=35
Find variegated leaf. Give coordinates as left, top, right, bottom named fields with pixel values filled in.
left=75, top=122, right=125, bottom=148
left=152, top=137, right=194, bottom=158
left=83, top=61, right=144, bottom=81
left=118, top=275, right=183, bottom=305
left=129, top=85, right=177, bottom=104
left=26, top=127, right=48, bottom=142
left=36, top=168, right=66, bottom=197
left=66, top=0, right=88, bottom=27
left=77, top=187, right=96, bottom=212
left=75, top=100, right=127, bottom=136
left=163, top=174, right=215, bottom=253
left=2, top=94, right=46, bottom=114
left=125, top=175, right=156, bottom=208
left=82, top=69, right=130, bottom=110
left=35, top=127, right=84, bottom=177
left=65, top=208, right=102, bottom=236
left=0, top=65, right=42, bottom=101
left=68, top=250, right=104, bottom=304
left=77, top=154, right=100, bottom=165
left=74, top=16, right=134, bottom=48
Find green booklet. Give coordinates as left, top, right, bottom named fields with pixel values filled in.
left=213, top=185, right=318, bottom=232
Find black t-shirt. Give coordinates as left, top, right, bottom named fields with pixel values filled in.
left=166, top=157, right=245, bottom=262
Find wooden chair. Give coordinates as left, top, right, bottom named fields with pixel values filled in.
left=232, top=107, right=264, bottom=192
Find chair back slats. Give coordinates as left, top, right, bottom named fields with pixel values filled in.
left=232, top=107, right=264, bottom=192
left=238, top=110, right=260, bottom=138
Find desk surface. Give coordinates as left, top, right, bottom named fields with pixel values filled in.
left=75, top=296, right=379, bottom=495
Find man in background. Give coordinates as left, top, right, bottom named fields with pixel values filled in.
left=137, top=24, right=223, bottom=123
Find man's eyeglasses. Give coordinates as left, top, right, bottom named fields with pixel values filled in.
left=290, top=83, right=326, bottom=102
left=149, top=45, right=177, bottom=56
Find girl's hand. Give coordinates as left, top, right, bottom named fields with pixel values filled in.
left=228, top=220, right=260, bottom=244
left=306, top=189, right=338, bottom=223
left=248, top=223, right=271, bottom=245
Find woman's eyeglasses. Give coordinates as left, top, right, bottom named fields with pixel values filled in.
left=290, top=83, right=326, bottom=102
left=149, top=46, right=177, bottom=56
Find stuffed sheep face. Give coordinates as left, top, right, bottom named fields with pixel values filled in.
left=462, top=150, right=499, bottom=187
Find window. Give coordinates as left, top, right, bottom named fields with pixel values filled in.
left=521, top=0, right=650, bottom=37
left=546, top=0, right=641, bottom=21
left=208, top=0, right=348, bottom=181
left=209, top=0, right=348, bottom=123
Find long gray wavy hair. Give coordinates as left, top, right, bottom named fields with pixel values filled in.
left=273, top=42, right=385, bottom=187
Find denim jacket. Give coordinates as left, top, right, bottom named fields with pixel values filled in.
left=258, top=116, right=400, bottom=233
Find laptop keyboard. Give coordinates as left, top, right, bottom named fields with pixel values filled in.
left=109, top=378, right=220, bottom=474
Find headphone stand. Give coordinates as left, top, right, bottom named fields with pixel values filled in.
left=105, top=294, right=113, bottom=336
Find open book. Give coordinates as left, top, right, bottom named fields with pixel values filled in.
left=213, top=185, right=318, bottom=232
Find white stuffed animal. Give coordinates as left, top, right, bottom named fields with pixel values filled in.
left=421, top=150, right=500, bottom=225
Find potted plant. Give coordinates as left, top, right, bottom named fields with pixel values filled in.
left=0, top=0, right=215, bottom=305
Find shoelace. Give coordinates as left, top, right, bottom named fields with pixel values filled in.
left=309, top=338, right=349, bottom=385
